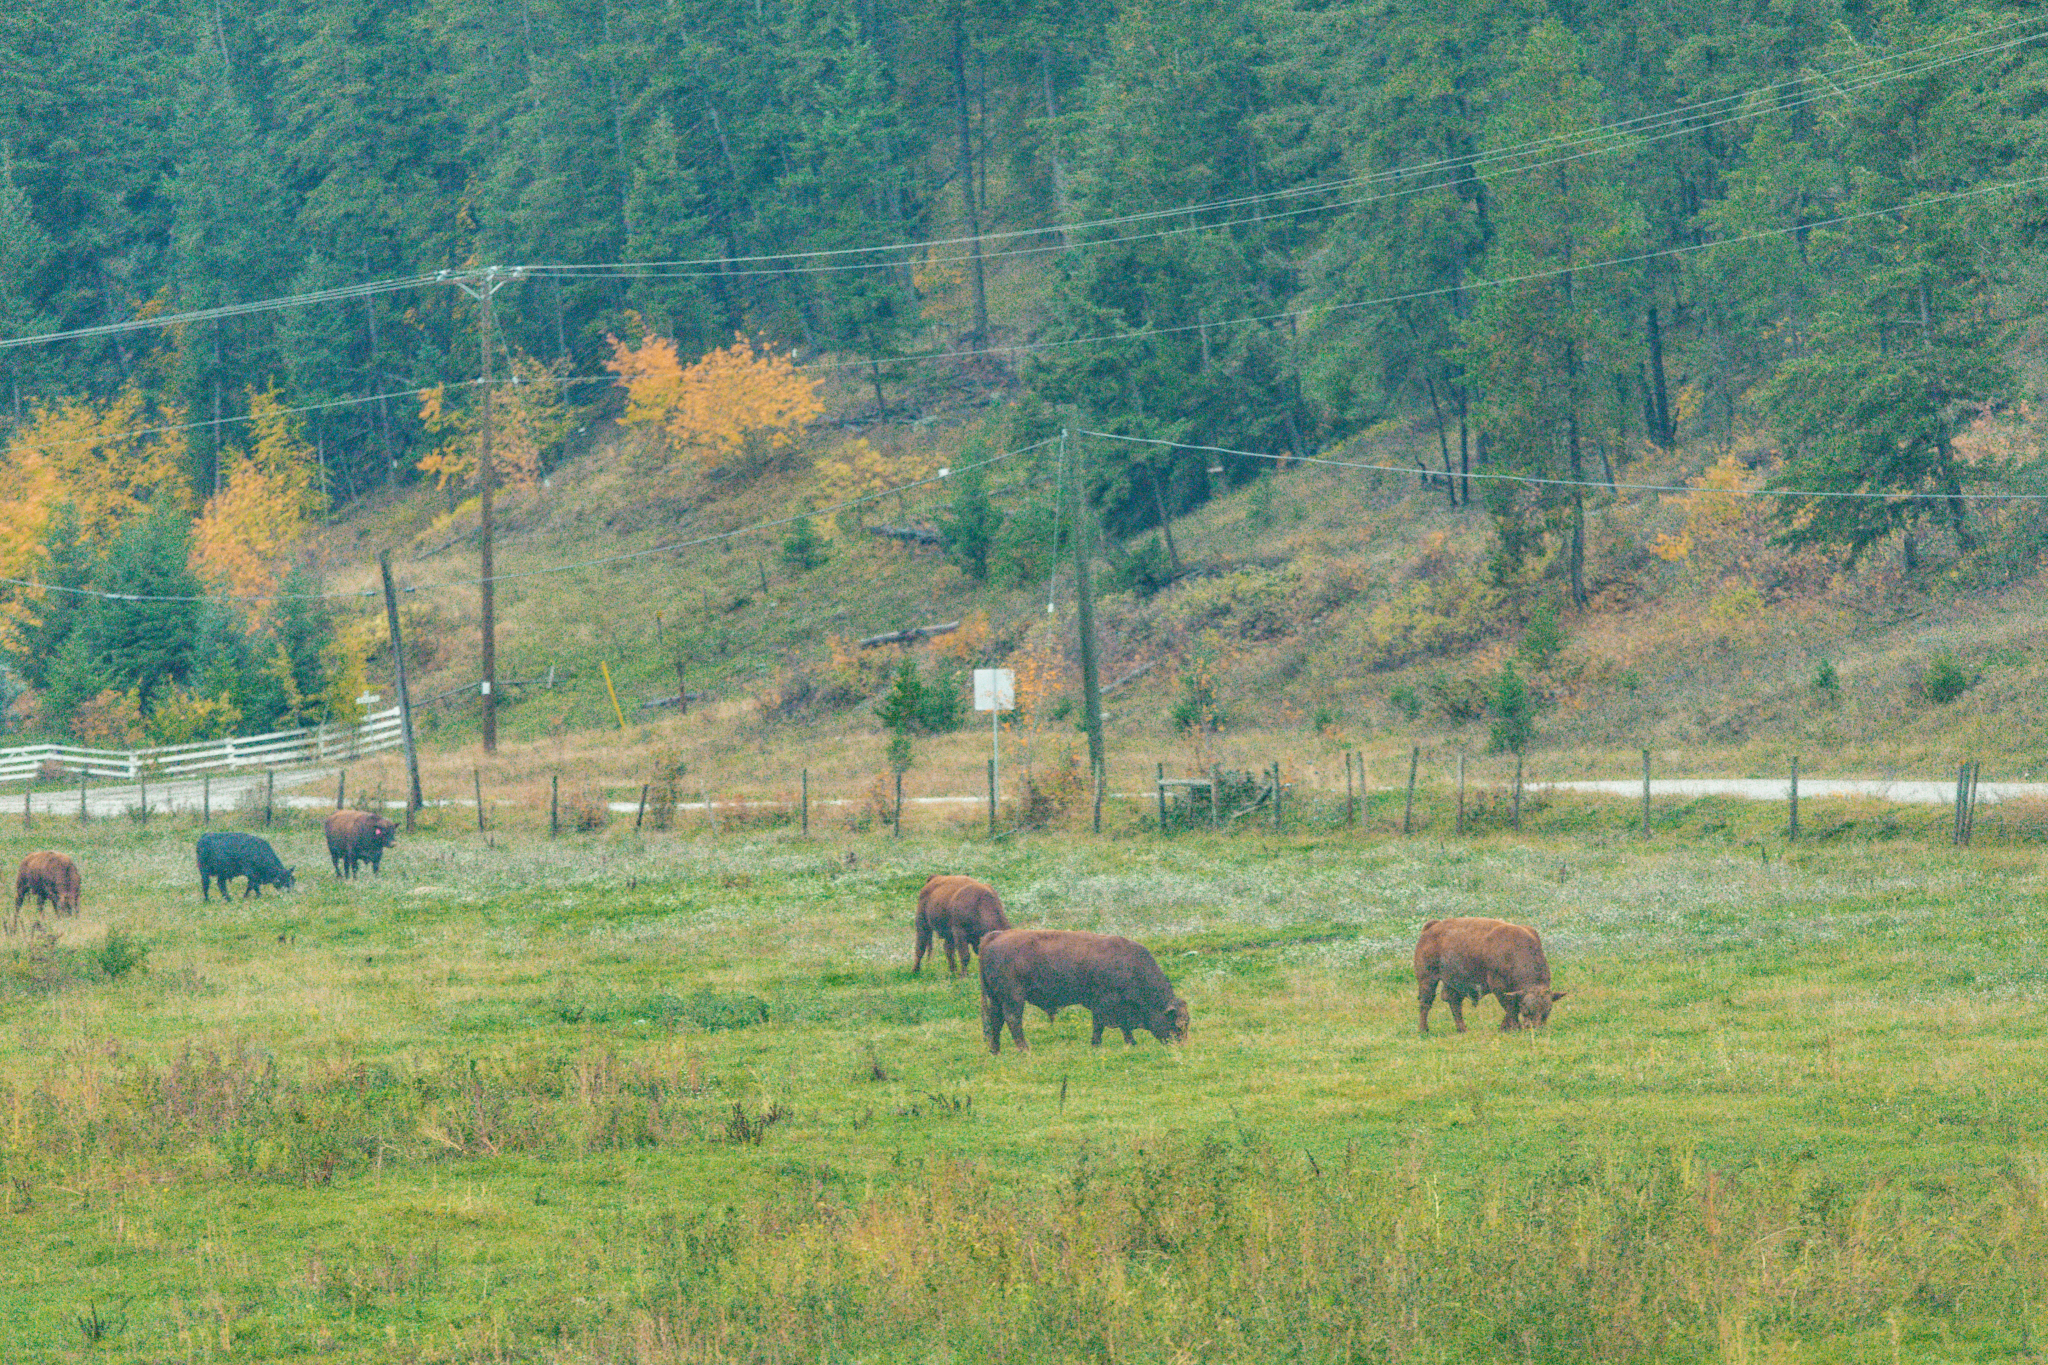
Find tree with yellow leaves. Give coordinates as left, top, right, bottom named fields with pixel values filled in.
left=606, top=331, right=822, bottom=478
left=416, top=350, right=574, bottom=495
left=1652, top=453, right=1774, bottom=577
left=0, top=384, right=191, bottom=655
left=190, top=387, right=327, bottom=613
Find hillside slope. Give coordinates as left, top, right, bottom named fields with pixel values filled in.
left=299, top=389, right=2048, bottom=819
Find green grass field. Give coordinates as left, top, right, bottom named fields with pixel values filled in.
left=3, top=797, right=2047, bottom=1362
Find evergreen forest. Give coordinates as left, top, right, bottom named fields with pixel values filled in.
left=2, top=0, right=2047, bottom=741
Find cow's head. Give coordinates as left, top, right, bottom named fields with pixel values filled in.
left=274, top=865, right=298, bottom=892
left=371, top=816, right=399, bottom=846
left=1150, top=995, right=1191, bottom=1044
left=1515, top=988, right=1564, bottom=1027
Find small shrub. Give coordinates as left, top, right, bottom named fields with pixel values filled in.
left=1920, top=652, right=1970, bottom=705
left=1518, top=600, right=1566, bottom=671
left=1424, top=670, right=1489, bottom=724
left=876, top=659, right=966, bottom=735
left=1388, top=685, right=1423, bottom=721
left=779, top=516, right=829, bottom=572
left=559, top=791, right=611, bottom=833
left=1488, top=662, right=1536, bottom=754
left=1014, top=750, right=1083, bottom=829
left=93, top=930, right=150, bottom=981
left=1811, top=659, right=1840, bottom=707
left=1110, top=535, right=1173, bottom=597
left=1310, top=704, right=1342, bottom=733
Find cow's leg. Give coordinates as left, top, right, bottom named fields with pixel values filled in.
left=1447, top=988, right=1468, bottom=1033
left=1006, top=1003, right=1029, bottom=1052
left=1121, top=1027, right=1136, bottom=1045
left=1090, top=1015, right=1105, bottom=1046
left=1417, top=977, right=1439, bottom=1035
left=983, top=991, right=1002, bottom=1053
left=913, top=916, right=933, bottom=974
left=1498, top=992, right=1522, bottom=1031
left=945, top=933, right=963, bottom=977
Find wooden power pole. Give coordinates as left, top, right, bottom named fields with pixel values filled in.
left=1066, top=430, right=1105, bottom=780
left=452, top=266, right=517, bottom=753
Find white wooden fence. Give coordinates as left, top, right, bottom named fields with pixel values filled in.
left=0, top=706, right=405, bottom=784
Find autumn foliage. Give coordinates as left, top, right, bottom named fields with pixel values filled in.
left=416, top=351, right=574, bottom=493
left=190, top=387, right=326, bottom=611
left=0, top=383, right=192, bottom=651
left=607, top=331, right=822, bottom=476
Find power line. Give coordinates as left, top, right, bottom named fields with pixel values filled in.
left=34, top=164, right=2048, bottom=459
left=3, top=15, right=2039, bottom=355
left=523, top=14, right=2048, bottom=278
left=510, top=23, right=2048, bottom=290
left=838, top=169, right=2048, bottom=376
left=0, top=438, right=1055, bottom=606
left=1077, top=430, right=2048, bottom=503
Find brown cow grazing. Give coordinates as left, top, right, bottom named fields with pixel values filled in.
left=12, top=851, right=81, bottom=932
left=1414, top=916, right=1565, bottom=1035
left=979, top=928, right=1190, bottom=1054
left=325, top=809, right=399, bottom=879
left=913, top=874, right=1011, bottom=976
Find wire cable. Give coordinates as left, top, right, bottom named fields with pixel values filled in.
left=0, top=438, right=1056, bottom=606
left=1076, top=430, right=2048, bottom=503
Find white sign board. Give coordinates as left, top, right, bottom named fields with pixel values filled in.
left=973, top=668, right=1015, bottom=712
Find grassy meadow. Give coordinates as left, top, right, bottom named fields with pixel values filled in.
left=3, top=793, right=2048, bottom=1363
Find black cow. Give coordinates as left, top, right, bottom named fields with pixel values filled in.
left=197, top=832, right=296, bottom=901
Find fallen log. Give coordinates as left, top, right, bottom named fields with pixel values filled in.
left=856, top=621, right=961, bottom=649
left=868, top=524, right=942, bottom=547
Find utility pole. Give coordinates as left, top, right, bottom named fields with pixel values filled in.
left=1065, top=430, right=1104, bottom=779
left=379, top=550, right=424, bottom=828
left=450, top=267, right=519, bottom=752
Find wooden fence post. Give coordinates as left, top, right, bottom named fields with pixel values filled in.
left=473, top=768, right=486, bottom=835
left=1640, top=748, right=1652, bottom=841
left=1788, top=756, right=1799, bottom=842
left=22, top=787, right=29, bottom=832
left=337, top=770, right=346, bottom=811
left=1093, top=759, right=1104, bottom=835
left=1271, top=760, right=1281, bottom=834
left=703, top=788, right=719, bottom=836
left=1953, top=762, right=1967, bottom=846
left=1210, top=764, right=1222, bottom=831
left=79, top=775, right=88, bottom=823
left=264, top=770, right=274, bottom=826
left=139, top=778, right=148, bottom=823
left=635, top=783, right=649, bottom=832
left=1403, top=746, right=1419, bottom=836
left=893, top=773, right=903, bottom=839
left=801, top=769, right=809, bottom=836
left=1957, top=757, right=1974, bottom=843
left=202, top=774, right=210, bottom=825
left=1456, top=754, right=1467, bottom=835
left=1156, top=763, right=1167, bottom=831
left=1513, top=753, right=1524, bottom=832
left=550, top=774, right=559, bottom=837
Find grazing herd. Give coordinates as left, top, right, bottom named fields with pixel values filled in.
left=6, top=826, right=1570, bottom=1046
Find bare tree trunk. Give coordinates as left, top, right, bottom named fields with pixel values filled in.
left=1425, top=375, right=1456, bottom=508
left=950, top=14, right=989, bottom=345
left=1647, top=303, right=1673, bottom=448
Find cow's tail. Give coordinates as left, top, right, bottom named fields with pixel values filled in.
left=914, top=913, right=933, bottom=971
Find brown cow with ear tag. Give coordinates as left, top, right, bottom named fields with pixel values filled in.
left=1414, top=917, right=1565, bottom=1034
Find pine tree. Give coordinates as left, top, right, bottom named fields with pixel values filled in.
left=46, top=500, right=203, bottom=724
